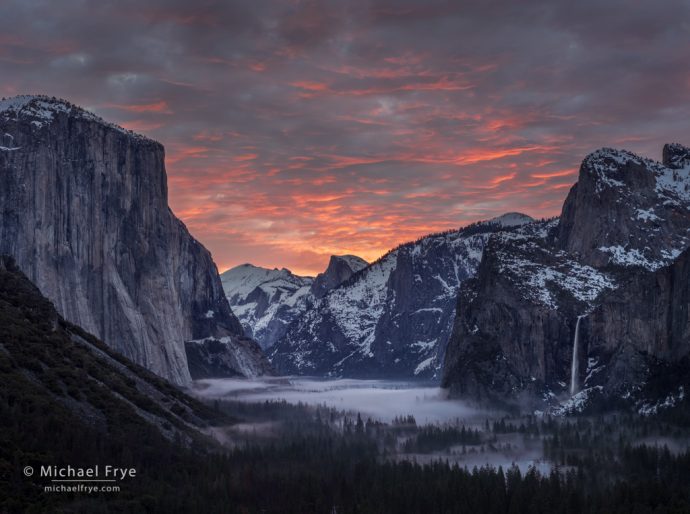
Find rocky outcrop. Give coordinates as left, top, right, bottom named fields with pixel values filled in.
left=557, top=146, right=690, bottom=270
left=663, top=142, right=690, bottom=169
left=270, top=214, right=534, bottom=379
left=0, top=95, right=269, bottom=384
left=442, top=145, right=690, bottom=411
left=310, top=255, right=368, bottom=299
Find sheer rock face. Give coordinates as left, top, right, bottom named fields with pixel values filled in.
left=583, top=246, right=690, bottom=393
left=0, top=96, right=268, bottom=384
left=557, top=146, right=690, bottom=270
left=310, top=255, right=368, bottom=299
left=442, top=145, right=690, bottom=410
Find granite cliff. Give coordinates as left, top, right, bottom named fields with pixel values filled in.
left=0, top=95, right=270, bottom=384
left=310, top=255, right=368, bottom=299
left=442, top=145, right=690, bottom=412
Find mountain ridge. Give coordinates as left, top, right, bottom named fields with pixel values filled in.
left=269, top=213, right=535, bottom=379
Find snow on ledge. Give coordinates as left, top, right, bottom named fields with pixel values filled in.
left=0, top=95, right=155, bottom=143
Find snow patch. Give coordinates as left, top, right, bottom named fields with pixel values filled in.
left=0, top=95, right=154, bottom=142
left=598, top=245, right=664, bottom=271
left=499, top=249, right=616, bottom=309
left=550, top=386, right=604, bottom=416
left=635, top=208, right=661, bottom=222
left=638, top=386, right=685, bottom=416
left=414, top=357, right=434, bottom=376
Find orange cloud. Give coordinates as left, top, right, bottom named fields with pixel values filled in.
left=166, top=145, right=210, bottom=164
left=234, top=153, right=258, bottom=161
left=530, top=169, right=577, bottom=179
left=291, top=81, right=330, bottom=91
left=490, top=172, right=517, bottom=186
left=104, top=100, right=172, bottom=113
left=193, top=131, right=225, bottom=142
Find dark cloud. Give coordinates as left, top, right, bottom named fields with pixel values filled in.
left=1, top=0, right=688, bottom=273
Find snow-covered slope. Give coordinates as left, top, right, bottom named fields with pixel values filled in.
left=493, top=220, right=617, bottom=310
left=269, top=214, right=534, bottom=379
left=0, top=95, right=151, bottom=140
left=221, top=255, right=367, bottom=350
left=558, top=145, right=690, bottom=271
left=221, top=264, right=314, bottom=350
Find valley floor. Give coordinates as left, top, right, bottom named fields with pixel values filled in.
left=167, top=377, right=690, bottom=513
left=191, top=377, right=548, bottom=473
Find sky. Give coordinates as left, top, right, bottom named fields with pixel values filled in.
left=1, top=0, right=689, bottom=275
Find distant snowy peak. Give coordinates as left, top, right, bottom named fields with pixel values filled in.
left=0, top=95, right=153, bottom=141
left=220, top=264, right=313, bottom=350
left=221, top=256, right=366, bottom=350
left=483, top=212, right=534, bottom=228
left=221, top=263, right=312, bottom=303
left=336, top=254, right=369, bottom=273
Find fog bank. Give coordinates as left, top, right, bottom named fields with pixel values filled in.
left=192, top=377, right=489, bottom=424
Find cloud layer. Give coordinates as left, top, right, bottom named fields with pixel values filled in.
left=2, top=0, right=689, bottom=274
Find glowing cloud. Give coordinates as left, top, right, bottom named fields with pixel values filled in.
left=2, top=0, right=687, bottom=274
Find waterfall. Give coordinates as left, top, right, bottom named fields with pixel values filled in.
left=570, top=315, right=584, bottom=396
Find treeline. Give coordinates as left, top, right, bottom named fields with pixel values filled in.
left=4, top=385, right=690, bottom=513
left=403, top=425, right=482, bottom=453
